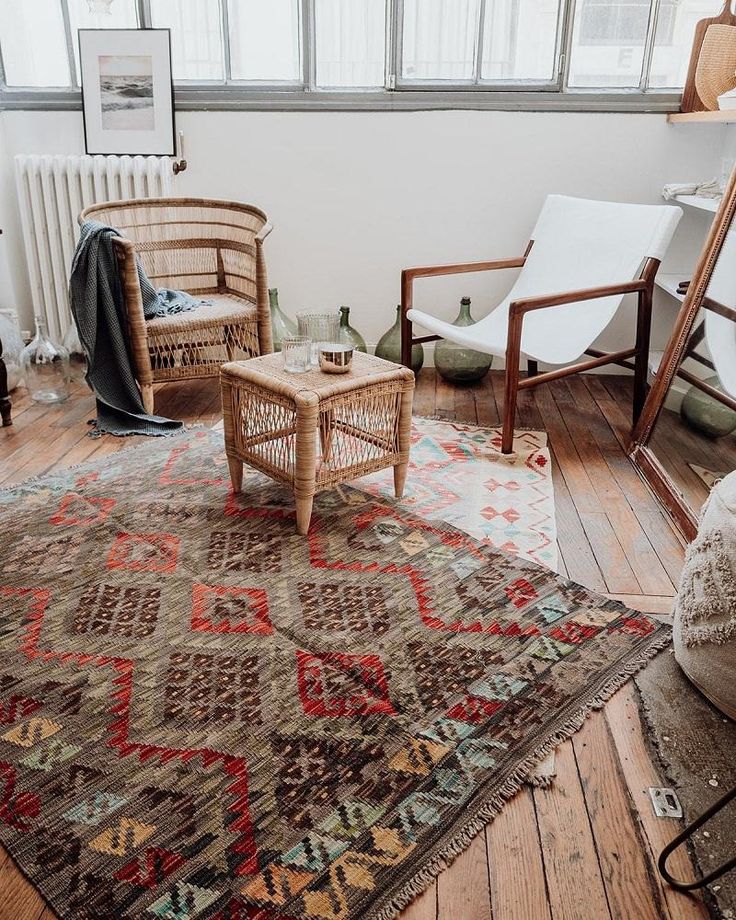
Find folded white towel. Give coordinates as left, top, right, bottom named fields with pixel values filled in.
left=662, top=178, right=722, bottom=200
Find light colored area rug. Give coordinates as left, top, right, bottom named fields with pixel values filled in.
left=359, top=418, right=557, bottom=570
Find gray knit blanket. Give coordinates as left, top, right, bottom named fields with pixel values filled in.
left=69, top=220, right=202, bottom=437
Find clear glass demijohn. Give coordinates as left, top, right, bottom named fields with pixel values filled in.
left=21, top=316, right=71, bottom=404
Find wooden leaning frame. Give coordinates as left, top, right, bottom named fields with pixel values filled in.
left=399, top=242, right=660, bottom=454
left=629, top=166, right=736, bottom=541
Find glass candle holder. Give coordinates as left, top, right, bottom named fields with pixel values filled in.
left=282, top=335, right=311, bottom=374
left=296, top=311, right=340, bottom=364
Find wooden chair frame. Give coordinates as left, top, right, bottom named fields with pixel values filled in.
left=400, top=241, right=660, bottom=453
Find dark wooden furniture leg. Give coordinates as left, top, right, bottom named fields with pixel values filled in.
left=527, top=360, right=539, bottom=377
left=633, top=260, right=657, bottom=424
left=0, top=334, right=11, bottom=427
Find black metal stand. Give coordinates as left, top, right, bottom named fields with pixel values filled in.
left=659, top=784, right=736, bottom=891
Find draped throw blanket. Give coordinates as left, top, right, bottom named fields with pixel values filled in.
left=69, top=220, right=203, bottom=437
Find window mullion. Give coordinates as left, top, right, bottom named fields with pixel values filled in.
left=558, top=0, right=577, bottom=90
left=137, top=0, right=152, bottom=29
left=474, top=0, right=487, bottom=84
left=640, top=0, right=661, bottom=90
left=220, top=0, right=233, bottom=83
left=393, top=0, right=405, bottom=86
left=302, top=0, right=315, bottom=91
left=60, top=0, right=78, bottom=88
left=384, top=0, right=398, bottom=89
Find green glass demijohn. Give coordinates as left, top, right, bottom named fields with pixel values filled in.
left=268, top=288, right=296, bottom=352
left=375, top=305, right=424, bottom=374
left=681, top=375, right=736, bottom=438
left=338, top=306, right=367, bottom=352
left=434, top=297, right=492, bottom=383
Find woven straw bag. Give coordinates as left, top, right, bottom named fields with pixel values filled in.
left=695, top=23, right=736, bottom=110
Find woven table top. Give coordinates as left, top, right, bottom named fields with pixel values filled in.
left=221, top=351, right=414, bottom=401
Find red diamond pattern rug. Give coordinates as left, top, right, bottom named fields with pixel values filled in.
left=0, top=429, right=668, bottom=920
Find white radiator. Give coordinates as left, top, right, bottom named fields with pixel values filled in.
left=14, top=154, right=174, bottom=341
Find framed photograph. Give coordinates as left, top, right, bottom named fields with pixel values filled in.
left=79, top=29, right=175, bottom=156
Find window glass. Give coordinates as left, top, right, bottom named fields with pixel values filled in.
left=568, top=0, right=649, bottom=87
left=649, top=0, right=721, bottom=88
left=0, top=0, right=70, bottom=87
left=402, top=0, right=480, bottom=81
left=315, top=0, right=385, bottom=87
left=150, top=0, right=224, bottom=81
left=481, top=0, right=560, bottom=81
left=228, top=0, right=301, bottom=81
left=67, top=0, right=138, bottom=83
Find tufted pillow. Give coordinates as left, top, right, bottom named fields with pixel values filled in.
left=673, top=470, right=736, bottom=720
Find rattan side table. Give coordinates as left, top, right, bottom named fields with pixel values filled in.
left=220, top=352, right=415, bottom=534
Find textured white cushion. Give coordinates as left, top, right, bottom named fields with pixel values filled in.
left=673, top=470, right=736, bottom=719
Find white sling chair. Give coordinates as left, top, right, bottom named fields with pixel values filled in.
left=401, top=194, right=682, bottom=453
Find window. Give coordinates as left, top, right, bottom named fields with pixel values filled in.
left=150, top=0, right=223, bottom=81
left=315, top=0, right=386, bottom=88
left=0, top=0, right=722, bottom=108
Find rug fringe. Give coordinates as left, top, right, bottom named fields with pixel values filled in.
left=370, top=628, right=672, bottom=920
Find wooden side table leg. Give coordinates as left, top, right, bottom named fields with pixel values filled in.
left=227, top=456, right=243, bottom=493
left=0, top=339, right=11, bottom=428
left=393, top=385, right=414, bottom=499
left=295, top=393, right=319, bottom=535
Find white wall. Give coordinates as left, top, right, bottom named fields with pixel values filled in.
left=0, top=108, right=721, bottom=357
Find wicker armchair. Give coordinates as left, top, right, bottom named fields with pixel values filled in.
left=79, top=198, right=273, bottom=413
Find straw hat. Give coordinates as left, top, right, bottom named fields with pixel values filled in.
left=695, top=23, right=736, bottom=110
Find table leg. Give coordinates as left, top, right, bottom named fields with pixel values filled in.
left=393, top=385, right=414, bottom=499
left=0, top=338, right=11, bottom=428
left=227, top=456, right=243, bottom=493
left=295, top=393, right=319, bottom=535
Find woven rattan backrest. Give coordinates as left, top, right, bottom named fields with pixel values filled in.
left=80, top=198, right=269, bottom=300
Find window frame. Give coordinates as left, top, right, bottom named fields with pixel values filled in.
left=0, top=0, right=684, bottom=111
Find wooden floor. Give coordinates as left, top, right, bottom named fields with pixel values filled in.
left=652, top=403, right=736, bottom=516
left=0, top=371, right=710, bottom=920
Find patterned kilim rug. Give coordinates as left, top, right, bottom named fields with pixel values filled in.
left=0, top=429, right=668, bottom=920
left=360, top=418, right=556, bottom=569
left=213, top=416, right=557, bottom=569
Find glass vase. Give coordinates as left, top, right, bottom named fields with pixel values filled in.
left=62, top=321, right=88, bottom=383
left=435, top=297, right=492, bottom=383
left=0, top=309, right=25, bottom=391
left=375, top=305, right=424, bottom=374
left=338, top=306, right=367, bottom=353
left=20, top=317, right=70, bottom=404
left=297, top=311, right=340, bottom=365
left=268, top=288, right=297, bottom=352
left=681, top=376, right=736, bottom=438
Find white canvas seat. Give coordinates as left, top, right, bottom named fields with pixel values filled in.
left=401, top=194, right=682, bottom=453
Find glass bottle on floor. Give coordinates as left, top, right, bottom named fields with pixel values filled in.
left=338, top=306, right=367, bottom=353
left=62, top=322, right=88, bottom=384
left=268, top=288, right=297, bottom=352
left=375, top=305, right=424, bottom=374
left=434, top=297, right=492, bottom=383
left=20, top=317, right=70, bottom=403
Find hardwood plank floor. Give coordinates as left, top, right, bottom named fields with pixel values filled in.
left=0, top=371, right=706, bottom=920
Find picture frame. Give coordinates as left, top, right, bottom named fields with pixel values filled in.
left=79, top=28, right=175, bottom=157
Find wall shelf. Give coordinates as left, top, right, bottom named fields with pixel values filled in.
left=667, top=110, right=736, bottom=124
left=656, top=273, right=687, bottom=302
left=671, top=193, right=721, bottom=213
